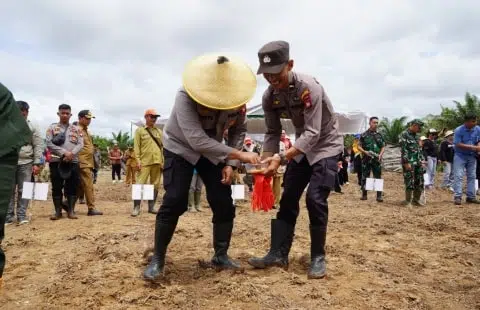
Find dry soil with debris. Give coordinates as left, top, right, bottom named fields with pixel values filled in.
left=1, top=171, right=479, bottom=310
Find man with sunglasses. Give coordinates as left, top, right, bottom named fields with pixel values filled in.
left=131, top=109, right=164, bottom=216
left=248, top=41, right=344, bottom=279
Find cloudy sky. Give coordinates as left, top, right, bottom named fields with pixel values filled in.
left=1, top=0, right=479, bottom=137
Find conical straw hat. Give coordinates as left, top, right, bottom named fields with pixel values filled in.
left=182, top=54, right=257, bottom=110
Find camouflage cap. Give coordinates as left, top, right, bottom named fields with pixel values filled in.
left=408, top=118, right=424, bottom=127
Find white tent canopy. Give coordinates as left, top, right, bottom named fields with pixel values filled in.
left=131, top=109, right=369, bottom=141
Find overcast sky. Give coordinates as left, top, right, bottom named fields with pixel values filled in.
left=1, top=1, right=479, bottom=137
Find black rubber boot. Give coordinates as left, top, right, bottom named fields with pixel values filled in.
left=143, top=219, right=178, bottom=281
left=308, top=225, right=327, bottom=279
left=376, top=191, right=383, bottom=202
left=361, top=190, right=367, bottom=200
left=148, top=190, right=158, bottom=214
left=412, top=189, right=425, bottom=206
left=50, top=196, right=63, bottom=220
left=66, top=196, right=78, bottom=219
left=247, top=219, right=294, bottom=269
left=131, top=200, right=141, bottom=217
left=211, top=221, right=241, bottom=270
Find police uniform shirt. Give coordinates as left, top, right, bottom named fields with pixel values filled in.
left=46, top=122, right=84, bottom=163
left=163, top=87, right=247, bottom=167
left=262, top=72, right=344, bottom=165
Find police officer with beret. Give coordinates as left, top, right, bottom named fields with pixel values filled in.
left=143, top=54, right=261, bottom=281
left=248, top=41, right=344, bottom=279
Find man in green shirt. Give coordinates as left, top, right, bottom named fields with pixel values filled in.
left=357, top=116, right=386, bottom=202
left=399, top=119, right=426, bottom=206
left=0, top=82, right=32, bottom=287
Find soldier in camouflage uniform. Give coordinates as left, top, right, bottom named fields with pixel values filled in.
left=399, top=119, right=426, bottom=206
left=358, top=116, right=385, bottom=202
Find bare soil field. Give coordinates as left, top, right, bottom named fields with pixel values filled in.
left=1, top=171, right=479, bottom=310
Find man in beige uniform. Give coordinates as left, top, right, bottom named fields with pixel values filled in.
left=123, top=146, right=138, bottom=185
left=143, top=54, right=261, bottom=281
left=76, top=110, right=103, bottom=216
left=248, top=41, right=344, bottom=279
left=132, top=109, right=164, bottom=216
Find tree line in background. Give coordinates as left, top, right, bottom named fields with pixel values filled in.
left=90, top=92, right=480, bottom=161
left=344, top=92, right=479, bottom=148
left=92, top=130, right=133, bottom=165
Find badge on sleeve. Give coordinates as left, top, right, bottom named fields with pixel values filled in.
left=300, top=88, right=312, bottom=109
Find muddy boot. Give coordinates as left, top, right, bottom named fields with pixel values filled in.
left=87, top=208, right=103, bottom=216
left=148, top=190, right=158, bottom=214
left=66, top=196, right=78, bottom=219
left=402, top=190, right=413, bottom=207
left=194, top=191, right=202, bottom=212
left=211, top=221, right=241, bottom=270
left=308, top=225, right=327, bottom=279
left=361, top=190, right=367, bottom=200
left=248, top=219, right=294, bottom=269
left=131, top=200, right=141, bottom=217
left=143, top=219, right=178, bottom=281
left=50, top=196, right=63, bottom=220
left=187, top=192, right=195, bottom=212
left=376, top=191, right=383, bottom=202
left=412, top=189, right=425, bottom=206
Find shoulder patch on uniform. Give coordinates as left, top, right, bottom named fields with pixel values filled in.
left=300, top=88, right=312, bottom=109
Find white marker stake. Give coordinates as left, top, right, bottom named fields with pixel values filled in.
left=131, top=184, right=154, bottom=200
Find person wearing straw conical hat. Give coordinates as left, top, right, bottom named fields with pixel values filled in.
left=143, top=53, right=261, bottom=281
left=247, top=40, right=344, bottom=279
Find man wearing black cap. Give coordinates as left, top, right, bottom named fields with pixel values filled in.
left=77, top=110, right=103, bottom=216
left=248, top=41, right=344, bottom=279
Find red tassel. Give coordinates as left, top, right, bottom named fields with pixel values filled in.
left=251, top=174, right=275, bottom=212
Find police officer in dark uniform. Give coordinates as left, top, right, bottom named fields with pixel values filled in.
left=248, top=41, right=344, bottom=279
left=143, top=53, right=261, bottom=281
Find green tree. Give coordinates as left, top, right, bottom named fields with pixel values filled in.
left=426, top=92, right=480, bottom=131
left=111, top=130, right=132, bottom=150
left=92, top=135, right=111, bottom=166
left=378, top=116, right=408, bottom=146
left=344, top=134, right=354, bottom=148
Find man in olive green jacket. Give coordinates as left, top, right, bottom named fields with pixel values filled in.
left=0, top=82, right=32, bottom=287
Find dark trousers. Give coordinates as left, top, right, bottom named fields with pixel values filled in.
left=476, top=157, right=480, bottom=181
left=112, top=164, right=121, bottom=180
left=354, top=156, right=362, bottom=185
left=338, top=161, right=348, bottom=185
left=93, top=168, right=98, bottom=183
left=278, top=155, right=338, bottom=227
left=49, top=162, right=80, bottom=197
left=158, top=149, right=235, bottom=224
left=361, top=158, right=382, bottom=191
left=0, top=151, right=19, bottom=277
